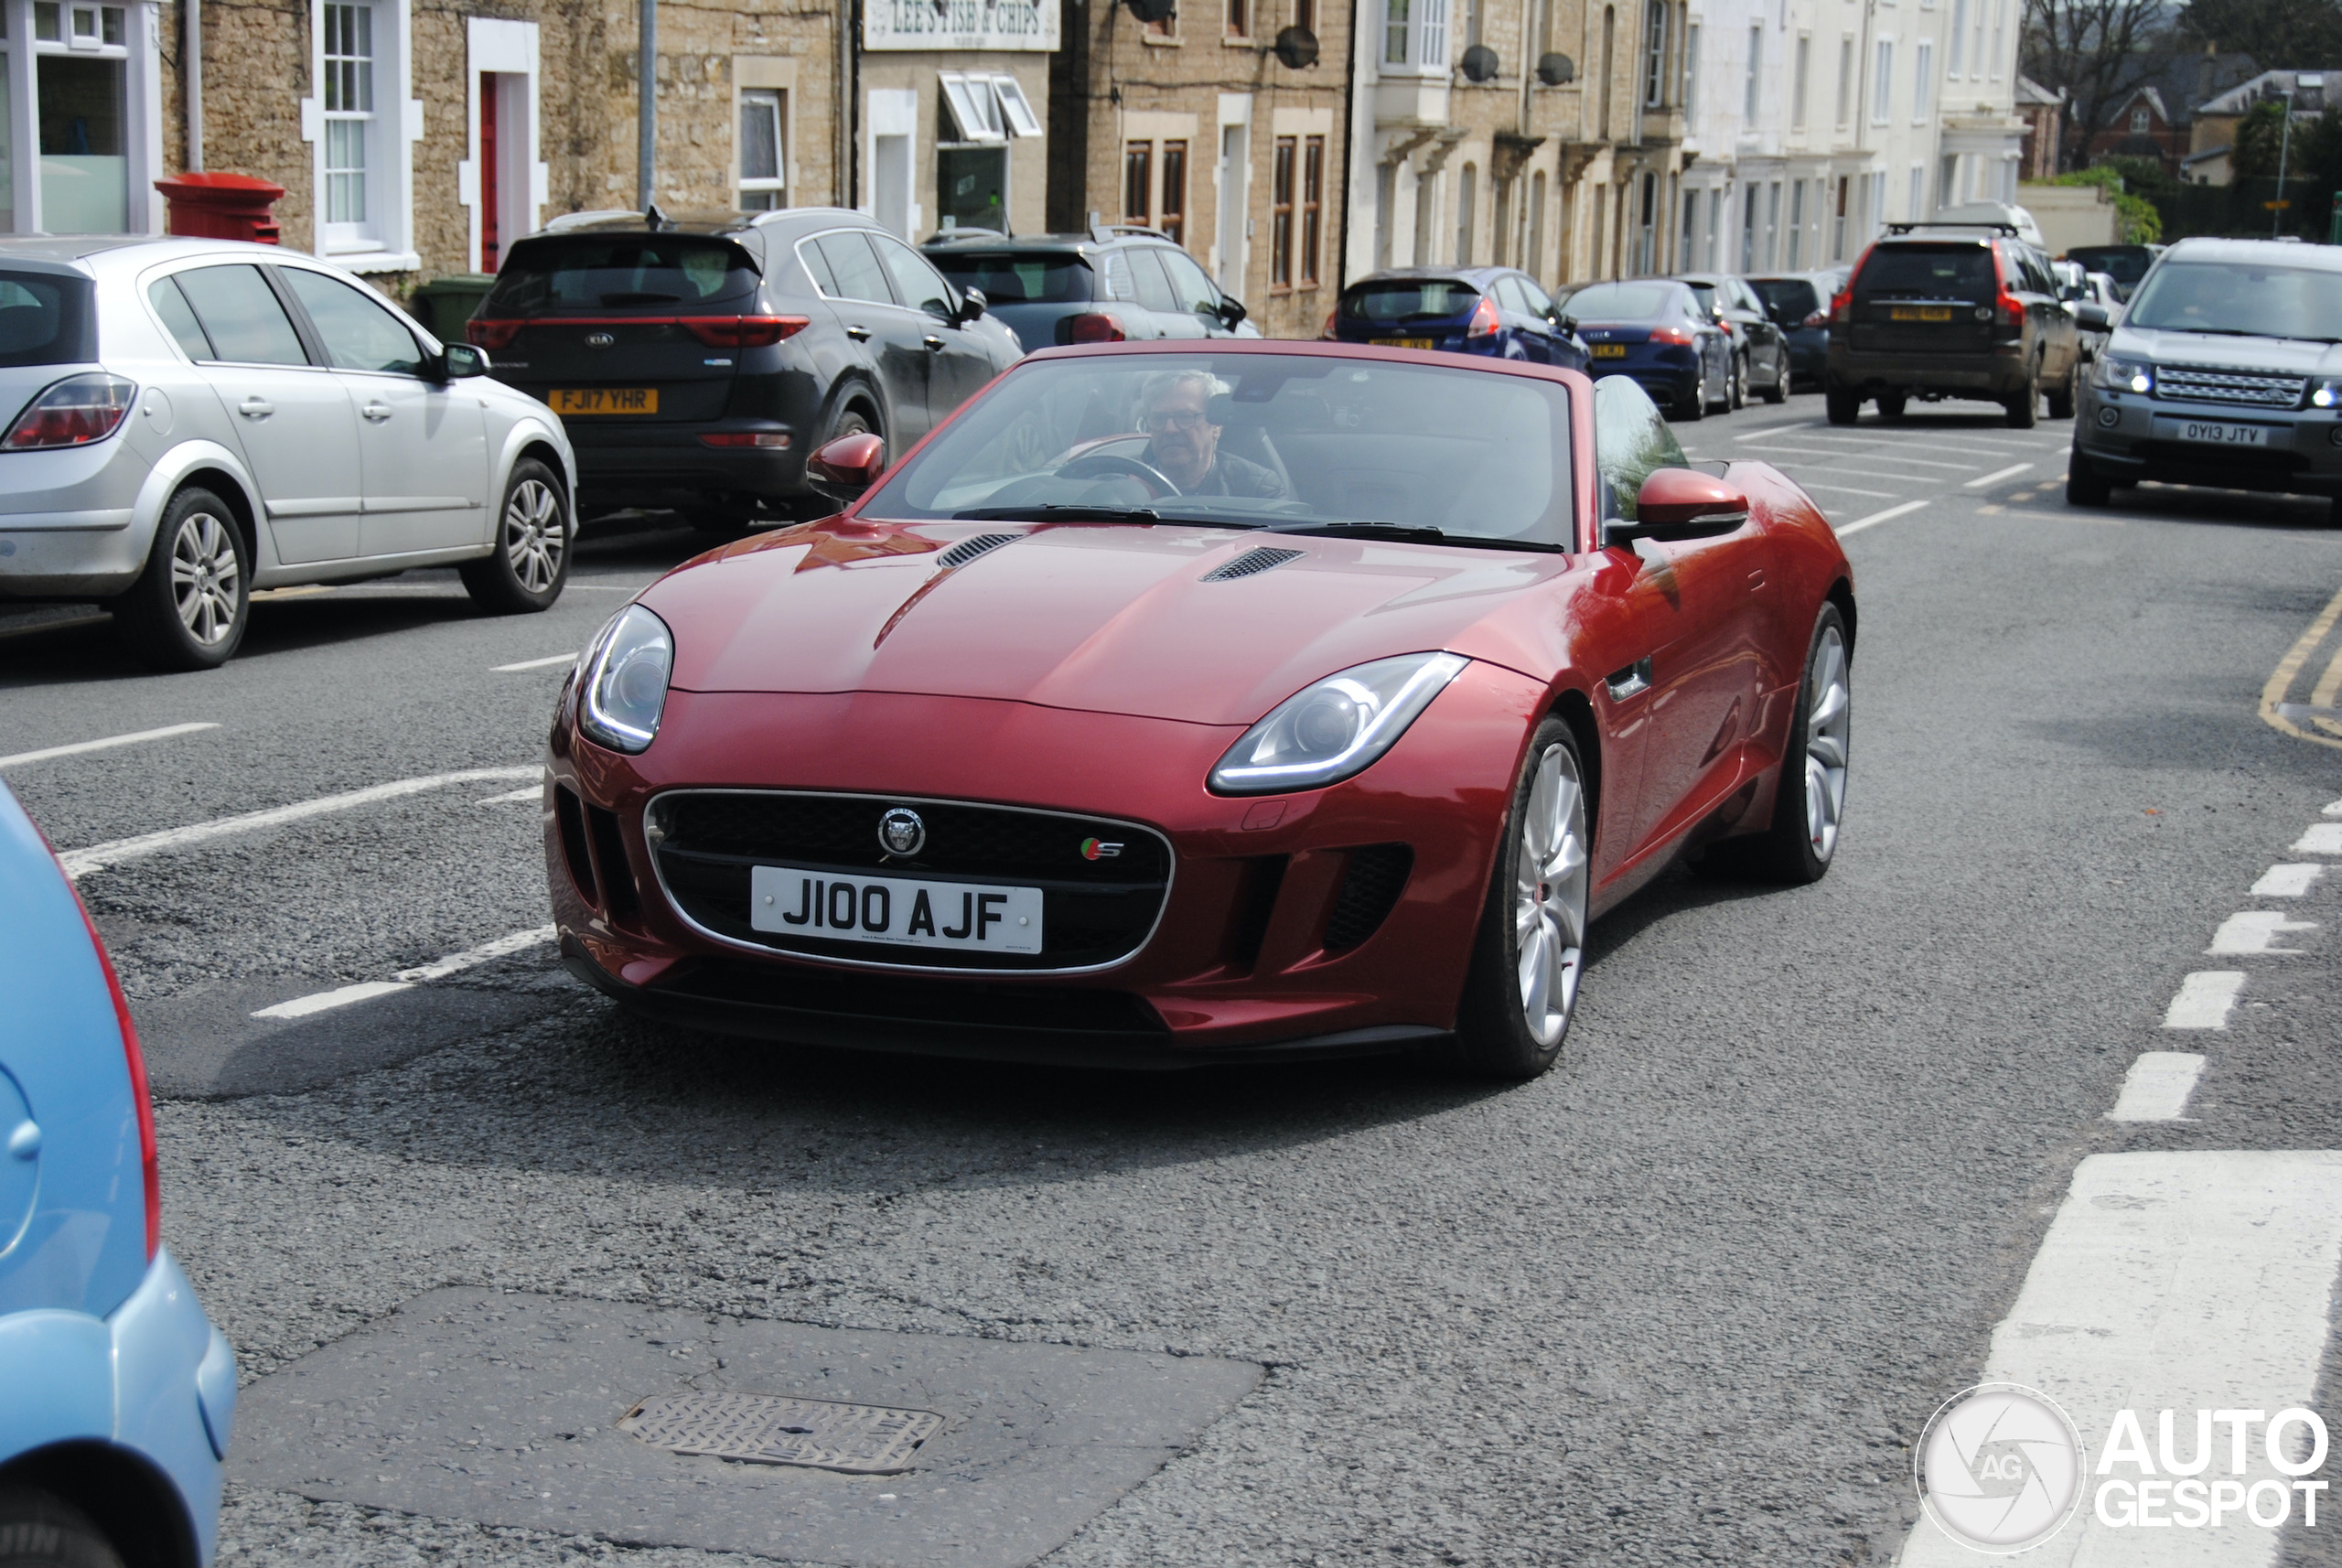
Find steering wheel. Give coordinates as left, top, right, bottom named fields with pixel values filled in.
left=1054, top=451, right=1181, bottom=497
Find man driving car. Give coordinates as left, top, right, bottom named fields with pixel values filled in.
left=1140, top=370, right=1289, bottom=498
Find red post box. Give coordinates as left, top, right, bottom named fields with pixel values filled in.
left=154, top=172, right=285, bottom=244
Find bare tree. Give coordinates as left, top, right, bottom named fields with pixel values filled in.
left=2023, top=0, right=2180, bottom=170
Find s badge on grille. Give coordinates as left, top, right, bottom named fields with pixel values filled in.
left=878, top=808, right=926, bottom=857
left=1080, top=837, right=1123, bottom=860
left=586, top=332, right=616, bottom=348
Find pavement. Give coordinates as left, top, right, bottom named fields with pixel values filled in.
left=5, top=392, right=2342, bottom=1567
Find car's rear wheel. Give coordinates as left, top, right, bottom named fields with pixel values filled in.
left=460, top=458, right=570, bottom=614
left=1825, top=386, right=1860, bottom=425
left=2067, top=450, right=2111, bottom=506
left=1877, top=392, right=1907, bottom=421
left=1449, top=716, right=1591, bottom=1080
left=1675, top=379, right=1706, bottom=421
left=1708, top=604, right=1851, bottom=884
left=1762, top=352, right=1789, bottom=403
left=1729, top=353, right=1748, bottom=410
left=2006, top=358, right=2041, bottom=427
left=115, top=485, right=248, bottom=671
left=0, top=1486, right=126, bottom=1568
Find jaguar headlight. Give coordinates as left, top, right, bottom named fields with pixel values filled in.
left=1209, top=652, right=1470, bottom=796
left=576, top=605, right=673, bottom=754
left=2310, top=378, right=2342, bottom=410
left=2092, top=355, right=2153, bottom=394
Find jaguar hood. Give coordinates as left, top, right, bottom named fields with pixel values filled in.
left=641, top=517, right=1584, bottom=727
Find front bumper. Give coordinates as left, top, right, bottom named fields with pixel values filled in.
left=546, top=669, right=1551, bottom=1064
left=2073, top=385, right=2342, bottom=497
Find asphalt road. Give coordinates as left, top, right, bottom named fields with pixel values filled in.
left=5, top=388, right=2342, bottom=1568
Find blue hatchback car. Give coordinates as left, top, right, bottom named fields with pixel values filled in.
left=1328, top=266, right=1589, bottom=367
left=1560, top=278, right=1733, bottom=420
left=0, top=782, right=232, bottom=1568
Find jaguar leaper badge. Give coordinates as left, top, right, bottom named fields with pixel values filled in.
left=878, top=808, right=926, bottom=856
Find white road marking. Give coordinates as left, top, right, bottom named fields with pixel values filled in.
left=251, top=926, right=557, bottom=1020
left=1894, top=1152, right=2342, bottom=1568
left=1836, top=500, right=1928, bottom=537
left=2208, top=911, right=2317, bottom=955
left=2251, top=864, right=2325, bottom=897
left=567, top=584, right=642, bottom=592
left=1789, top=481, right=1902, bottom=499
left=59, top=766, right=538, bottom=879
left=2323, top=798, right=2342, bottom=818
left=493, top=652, right=577, bottom=671
left=2288, top=823, right=2342, bottom=854
left=2164, top=971, right=2246, bottom=1028
left=1743, top=444, right=1979, bottom=471
left=1962, top=462, right=2034, bottom=489
left=2105, top=1051, right=2208, bottom=1122
left=0, top=722, right=220, bottom=770
left=478, top=787, right=544, bottom=805
left=1730, top=420, right=1820, bottom=439
left=252, top=980, right=412, bottom=1020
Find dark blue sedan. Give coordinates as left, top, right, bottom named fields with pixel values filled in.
left=1327, top=267, right=1589, bottom=368
left=1559, top=279, right=1733, bottom=420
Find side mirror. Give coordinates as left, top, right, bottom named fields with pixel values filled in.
left=2074, top=302, right=2111, bottom=331
left=1217, top=296, right=1248, bottom=329
left=955, top=286, right=988, bottom=325
left=807, top=431, right=886, bottom=499
left=440, top=342, right=489, bottom=380
left=1603, top=468, right=1750, bottom=550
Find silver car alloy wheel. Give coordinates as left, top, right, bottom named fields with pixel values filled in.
left=1514, top=740, right=1591, bottom=1047
left=1804, top=623, right=1852, bottom=860
left=504, top=478, right=566, bottom=594
left=169, top=510, right=241, bottom=646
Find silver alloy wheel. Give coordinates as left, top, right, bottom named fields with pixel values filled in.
left=503, top=478, right=566, bottom=594
left=169, top=510, right=241, bottom=646
left=1514, top=741, right=1591, bottom=1047
left=1804, top=623, right=1852, bottom=860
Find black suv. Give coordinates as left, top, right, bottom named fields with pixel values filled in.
left=921, top=224, right=1257, bottom=352
left=470, top=208, right=1022, bottom=525
left=1824, top=223, right=2082, bottom=428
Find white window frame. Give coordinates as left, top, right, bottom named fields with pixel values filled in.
left=1641, top=0, right=1669, bottom=110
left=1683, top=22, right=1699, bottom=113
left=1743, top=25, right=1761, bottom=120
left=1913, top=38, right=1932, bottom=123
left=1872, top=37, right=1894, bottom=126
left=1792, top=32, right=1810, bottom=131
left=738, top=88, right=787, bottom=209
left=1, top=0, right=163, bottom=234
left=301, top=0, right=419, bottom=270
left=458, top=17, right=545, bottom=274
left=1988, top=0, right=2004, bottom=78
left=1949, top=0, right=1966, bottom=75
left=1380, top=0, right=1447, bottom=74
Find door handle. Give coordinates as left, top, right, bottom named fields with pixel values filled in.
left=361, top=403, right=392, bottom=423
left=845, top=325, right=873, bottom=341
left=923, top=335, right=945, bottom=350
left=239, top=397, right=273, bottom=419
left=1606, top=657, right=1653, bottom=701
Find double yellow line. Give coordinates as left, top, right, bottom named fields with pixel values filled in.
left=2262, top=578, right=2342, bottom=751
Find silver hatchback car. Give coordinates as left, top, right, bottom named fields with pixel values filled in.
left=0, top=237, right=576, bottom=669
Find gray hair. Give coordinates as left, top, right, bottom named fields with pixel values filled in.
left=1140, top=368, right=1231, bottom=412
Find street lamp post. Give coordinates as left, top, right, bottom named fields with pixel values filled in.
left=638, top=0, right=657, bottom=211
left=2274, top=88, right=2294, bottom=238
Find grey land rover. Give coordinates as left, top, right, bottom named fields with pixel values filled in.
left=2068, top=237, right=2342, bottom=520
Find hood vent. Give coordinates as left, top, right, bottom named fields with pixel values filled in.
left=936, top=532, right=1018, bottom=569
left=1203, top=546, right=1305, bottom=582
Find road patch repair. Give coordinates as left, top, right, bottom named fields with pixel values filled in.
left=231, top=1289, right=1261, bottom=1565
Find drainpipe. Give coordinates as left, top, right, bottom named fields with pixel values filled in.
left=638, top=0, right=656, bottom=209
left=1337, top=0, right=1359, bottom=290
left=185, top=0, right=202, bottom=171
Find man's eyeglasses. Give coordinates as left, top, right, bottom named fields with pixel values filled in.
left=1142, top=408, right=1211, bottom=432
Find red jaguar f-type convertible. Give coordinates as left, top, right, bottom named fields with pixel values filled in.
left=547, top=341, right=1853, bottom=1078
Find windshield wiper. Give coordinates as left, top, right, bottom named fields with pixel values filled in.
left=2159, top=328, right=2342, bottom=342
left=951, top=504, right=1257, bottom=528
left=1271, top=521, right=1567, bottom=552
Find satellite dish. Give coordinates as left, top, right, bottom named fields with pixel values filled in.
left=1461, top=44, right=1499, bottom=82
left=1274, top=24, right=1319, bottom=67
left=1125, top=0, right=1176, bottom=24
left=1536, top=51, right=1576, bottom=85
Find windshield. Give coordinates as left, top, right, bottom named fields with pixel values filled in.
left=928, top=251, right=1092, bottom=305
left=485, top=236, right=758, bottom=313
left=1564, top=282, right=1677, bottom=319
left=0, top=272, right=92, bottom=367
left=2067, top=246, right=2153, bottom=285
left=1855, top=245, right=1996, bottom=301
left=860, top=352, right=1576, bottom=548
left=2122, top=261, right=2342, bottom=340
left=1748, top=277, right=1821, bottom=317
left=1340, top=280, right=1480, bottom=321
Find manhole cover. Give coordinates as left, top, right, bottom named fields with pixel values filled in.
left=618, top=1391, right=944, bottom=1474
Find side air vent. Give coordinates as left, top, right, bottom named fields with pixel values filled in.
left=1324, top=844, right=1413, bottom=952
left=1203, top=546, right=1305, bottom=582
left=937, top=532, right=1017, bottom=569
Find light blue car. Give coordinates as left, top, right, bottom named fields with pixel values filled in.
left=0, top=780, right=231, bottom=1566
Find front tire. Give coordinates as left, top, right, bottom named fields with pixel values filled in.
left=1449, top=717, right=1592, bottom=1079
left=0, top=1487, right=126, bottom=1568
left=460, top=458, right=571, bottom=614
left=115, top=485, right=248, bottom=671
